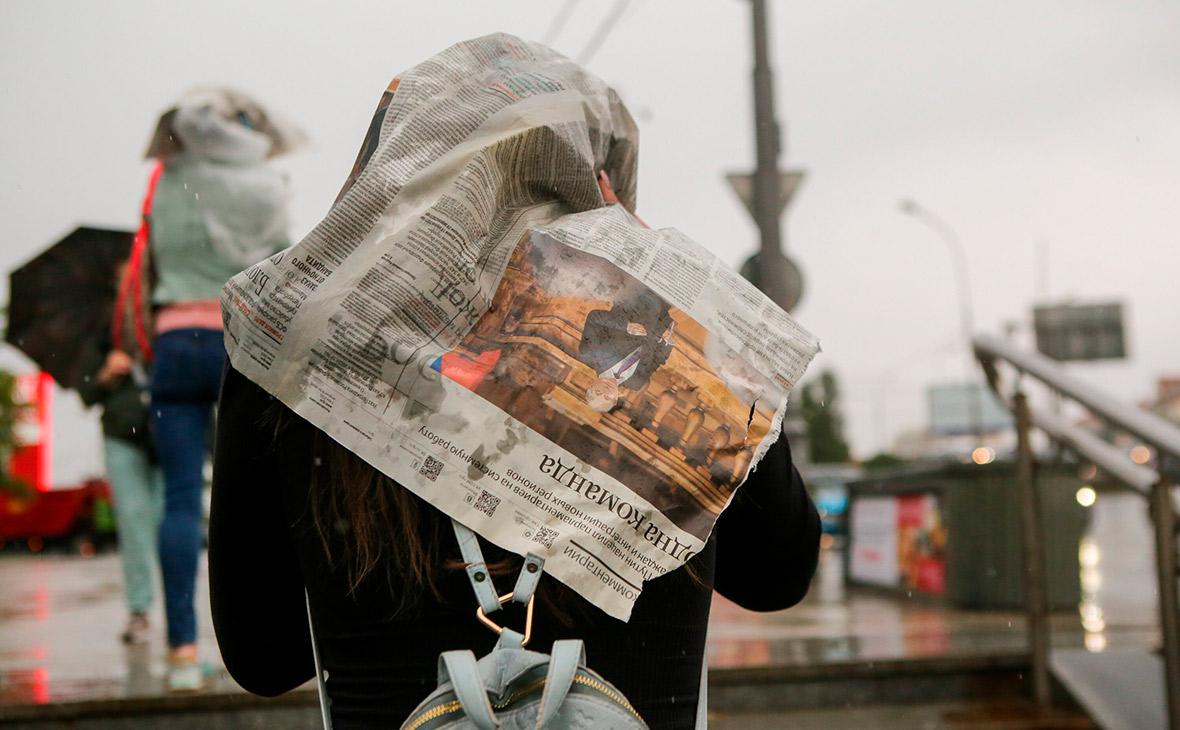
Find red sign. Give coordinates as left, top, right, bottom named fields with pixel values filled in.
left=10, top=372, right=53, bottom=492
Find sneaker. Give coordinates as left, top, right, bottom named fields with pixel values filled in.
left=120, top=613, right=151, bottom=645
left=168, top=645, right=204, bottom=692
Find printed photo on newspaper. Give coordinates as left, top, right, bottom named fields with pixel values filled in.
left=220, top=33, right=819, bottom=620
left=440, top=230, right=785, bottom=542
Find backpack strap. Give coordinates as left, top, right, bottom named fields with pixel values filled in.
left=695, top=653, right=708, bottom=729
left=439, top=650, right=500, bottom=730
left=113, top=160, right=163, bottom=362
left=305, top=590, right=333, bottom=730
left=495, top=628, right=526, bottom=651
left=534, top=639, right=585, bottom=729
left=513, top=553, right=545, bottom=603
left=451, top=519, right=546, bottom=610
left=451, top=519, right=501, bottom=615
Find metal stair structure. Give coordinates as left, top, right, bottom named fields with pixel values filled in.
left=1050, top=648, right=1167, bottom=730
left=976, top=334, right=1180, bottom=729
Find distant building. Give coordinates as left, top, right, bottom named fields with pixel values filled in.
left=927, top=382, right=1012, bottom=436
left=879, top=383, right=1016, bottom=463
left=890, top=426, right=1015, bottom=463
left=1153, top=376, right=1180, bottom=423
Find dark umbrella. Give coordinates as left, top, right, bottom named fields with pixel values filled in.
left=6, top=226, right=134, bottom=389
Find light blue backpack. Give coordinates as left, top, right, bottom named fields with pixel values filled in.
left=308, top=519, right=651, bottom=729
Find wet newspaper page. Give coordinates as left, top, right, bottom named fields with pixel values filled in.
left=221, top=34, right=819, bottom=620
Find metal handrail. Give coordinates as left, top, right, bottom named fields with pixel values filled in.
left=974, top=332, right=1180, bottom=729
left=1026, top=404, right=1157, bottom=493
left=974, top=333, right=1180, bottom=464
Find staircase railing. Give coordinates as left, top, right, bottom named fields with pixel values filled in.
left=974, top=333, right=1180, bottom=728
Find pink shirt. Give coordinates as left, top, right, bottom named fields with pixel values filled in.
left=154, top=299, right=224, bottom=334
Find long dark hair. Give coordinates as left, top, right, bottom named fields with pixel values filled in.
left=292, top=409, right=700, bottom=617
left=305, top=427, right=587, bottom=618
left=308, top=429, right=447, bottom=601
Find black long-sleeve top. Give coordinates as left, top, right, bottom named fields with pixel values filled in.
left=209, top=366, right=820, bottom=729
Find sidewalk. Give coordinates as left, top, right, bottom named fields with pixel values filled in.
left=709, top=491, right=1158, bottom=671
left=0, top=494, right=1158, bottom=723
left=0, top=550, right=1155, bottom=709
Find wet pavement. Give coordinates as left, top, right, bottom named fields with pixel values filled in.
left=0, top=551, right=237, bottom=708
left=709, top=492, right=1158, bottom=670
left=0, top=493, right=1160, bottom=716
left=709, top=701, right=1096, bottom=729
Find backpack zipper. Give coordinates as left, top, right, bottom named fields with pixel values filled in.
left=403, top=699, right=462, bottom=730
left=571, top=674, right=643, bottom=720
left=492, top=676, right=547, bottom=709
left=402, top=677, right=546, bottom=730
left=404, top=673, right=642, bottom=728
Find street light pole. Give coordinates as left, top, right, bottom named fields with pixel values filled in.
left=748, top=0, right=790, bottom=308
left=899, top=199, right=983, bottom=445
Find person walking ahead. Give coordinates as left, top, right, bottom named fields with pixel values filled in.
left=135, top=88, right=301, bottom=690
left=77, top=336, right=162, bottom=645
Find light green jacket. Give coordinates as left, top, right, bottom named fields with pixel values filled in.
left=150, top=158, right=290, bottom=305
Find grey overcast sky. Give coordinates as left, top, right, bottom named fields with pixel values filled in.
left=2, top=0, right=1177, bottom=477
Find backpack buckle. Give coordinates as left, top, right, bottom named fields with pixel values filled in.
left=475, top=591, right=535, bottom=647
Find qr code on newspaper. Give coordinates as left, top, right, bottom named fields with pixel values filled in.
left=473, top=490, right=500, bottom=517
left=418, top=456, right=443, bottom=482
left=532, top=526, right=558, bottom=548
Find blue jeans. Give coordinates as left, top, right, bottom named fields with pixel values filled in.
left=103, top=436, right=164, bottom=614
left=151, top=328, right=225, bottom=647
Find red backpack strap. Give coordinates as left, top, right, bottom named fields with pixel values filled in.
left=113, top=161, right=165, bottom=361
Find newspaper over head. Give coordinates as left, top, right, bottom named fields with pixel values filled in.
left=221, top=33, right=819, bottom=621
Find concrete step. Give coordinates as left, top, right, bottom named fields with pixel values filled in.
left=1050, top=647, right=1168, bottom=730
left=1, top=652, right=1041, bottom=728
left=0, top=689, right=321, bottom=730
left=709, top=652, right=1032, bottom=712
left=710, top=701, right=1095, bottom=729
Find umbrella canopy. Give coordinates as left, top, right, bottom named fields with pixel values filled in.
left=6, top=226, right=133, bottom=388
